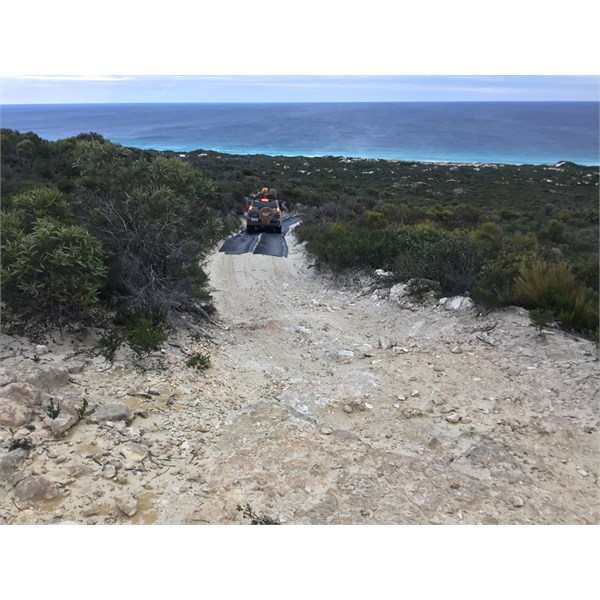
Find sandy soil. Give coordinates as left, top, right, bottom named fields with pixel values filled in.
left=0, top=230, right=598, bottom=524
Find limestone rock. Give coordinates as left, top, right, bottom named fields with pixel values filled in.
left=389, top=283, right=409, bottom=304
left=66, top=465, right=94, bottom=478
left=0, top=398, right=34, bottom=428
left=118, top=442, right=149, bottom=463
left=23, top=366, right=70, bottom=392
left=0, top=382, right=43, bottom=407
left=102, top=463, right=117, bottom=479
left=335, top=350, right=354, bottom=364
left=51, top=413, right=79, bottom=437
left=14, top=475, right=60, bottom=503
left=446, top=413, right=461, bottom=423
left=115, top=493, right=138, bottom=517
left=88, top=402, right=132, bottom=424
left=0, top=448, right=29, bottom=480
left=442, top=296, right=475, bottom=311
left=0, top=369, right=17, bottom=387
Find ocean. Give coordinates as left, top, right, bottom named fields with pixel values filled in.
left=1, top=102, right=598, bottom=166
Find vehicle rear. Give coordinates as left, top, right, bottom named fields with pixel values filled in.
left=246, top=198, right=282, bottom=234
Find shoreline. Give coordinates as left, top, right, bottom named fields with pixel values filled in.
left=164, top=146, right=598, bottom=169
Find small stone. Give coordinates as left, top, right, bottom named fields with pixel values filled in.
left=451, top=346, right=462, bottom=354
left=88, top=402, right=132, bottom=424
left=513, top=495, right=525, bottom=507
left=446, top=413, right=461, bottom=424
left=393, top=403, right=401, bottom=409
left=397, top=394, right=406, bottom=401
left=450, top=481, right=461, bottom=490
left=102, top=463, right=117, bottom=479
left=364, top=402, right=373, bottom=410
left=320, top=427, right=333, bottom=435
left=118, top=442, right=149, bottom=463
left=343, top=405, right=353, bottom=414
left=379, top=337, right=391, bottom=350
left=51, top=413, right=78, bottom=437
left=35, top=345, right=50, bottom=355
left=578, top=469, right=588, bottom=478
left=115, top=493, right=138, bottom=517
left=410, top=390, right=420, bottom=397
left=336, top=350, right=354, bottom=364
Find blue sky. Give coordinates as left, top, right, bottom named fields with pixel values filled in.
left=2, top=75, right=598, bottom=104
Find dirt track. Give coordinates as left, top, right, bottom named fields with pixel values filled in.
left=1, top=230, right=598, bottom=524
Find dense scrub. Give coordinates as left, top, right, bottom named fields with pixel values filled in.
left=1, top=130, right=224, bottom=341
left=182, top=147, right=597, bottom=338
left=2, top=130, right=598, bottom=339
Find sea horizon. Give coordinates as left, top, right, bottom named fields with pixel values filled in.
left=2, top=101, right=598, bottom=166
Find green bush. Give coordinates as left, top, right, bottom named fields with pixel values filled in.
left=297, top=222, right=480, bottom=296
left=186, top=352, right=211, bottom=371
left=113, top=306, right=169, bottom=356
left=1, top=216, right=107, bottom=320
left=98, top=331, right=123, bottom=361
left=471, top=251, right=533, bottom=307
left=514, top=260, right=599, bottom=336
left=393, top=225, right=481, bottom=296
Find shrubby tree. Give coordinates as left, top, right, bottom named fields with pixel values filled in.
left=72, top=139, right=221, bottom=312
left=1, top=189, right=107, bottom=321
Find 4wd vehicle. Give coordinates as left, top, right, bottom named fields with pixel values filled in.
left=246, top=194, right=283, bottom=234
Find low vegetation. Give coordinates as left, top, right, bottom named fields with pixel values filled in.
left=1, top=129, right=598, bottom=342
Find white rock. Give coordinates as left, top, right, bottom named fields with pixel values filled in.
left=102, top=463, right=117, bottom=479
left=34, top=345, right=50, bottom=355
left=389, top=284, right=409, bottom=303
left=578, top=469, right=589, bottom=477
left=446, top=413, right=461, bottom=423
left=513, top=495, right=525, bottom=507
left=118, top=442, right=149, bottom=463
left=336, top=350, right=354, bottom=364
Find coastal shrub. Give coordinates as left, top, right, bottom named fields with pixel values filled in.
left=73, top=139, right=221, bottom=312
left=539, top=219, right=566, bottom=243
left=6, top=187, right=75, bottom=226
left=98, top=331, right=123, bottom=362
left=472, top=221, right=504, bottom=256
left=1, top=216, right=108, bottom=321
left=514, top=260, right=599, bottom=336
left=393, top=225, right=481, bottom=295
left=296, top=223, right=390, bottom=270
left=186, top=352, right=211, bottom=371
left=471, top=251, right=534, bottom=307
left=113, top=306, right=169, bottom=356
left=425, top=202, right=481, bottom=229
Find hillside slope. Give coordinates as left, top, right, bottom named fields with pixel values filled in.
left=0, top=231, right=598, bottom=524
